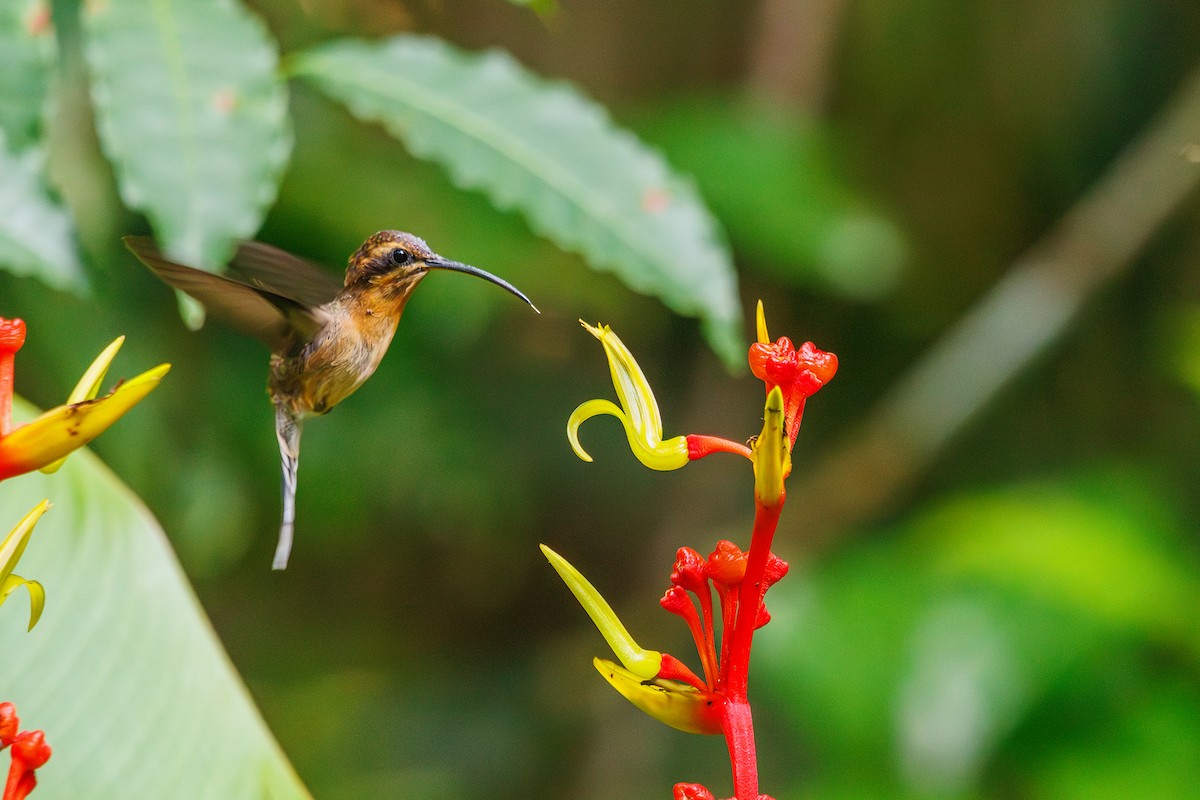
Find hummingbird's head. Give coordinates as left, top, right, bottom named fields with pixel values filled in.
left=345, top=230, right=537, bottom=311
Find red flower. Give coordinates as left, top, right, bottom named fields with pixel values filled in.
left=0, top=704, right=50, bottom=800
left=748, top=302, right=837, bottom=447
left=552, top=306, right=835, bottom=800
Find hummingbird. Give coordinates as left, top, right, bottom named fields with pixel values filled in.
left=125, top=230, right=538, bottom=570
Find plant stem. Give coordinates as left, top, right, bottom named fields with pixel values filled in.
left=718, top=499, right=783, bottom=799
left=0, top=350, right=12, bottom=437
left=722, top=698, right=759, bottom=800
left=724, top=501, right=782, bottom=696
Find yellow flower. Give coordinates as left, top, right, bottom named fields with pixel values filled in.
left=0, top=500, right=50, bottom=631
left=567, top=322, right=689, bottom=471
left=542, top=544, right=723, bottom=735
left=540, top=544, right=662, bottom=679
left=0, top=318, right=169, bottom=481
left=752, top=386, right=790, bottom=507
left=593, top=658, right=722, bottom=735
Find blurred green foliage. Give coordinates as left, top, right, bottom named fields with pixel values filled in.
left=1, top=0, right=1200, bottom=798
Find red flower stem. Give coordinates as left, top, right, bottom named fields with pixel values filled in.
left=0, top=319, right=25, bottom=437
left=724, top=500, right=782, bottom=696
left=713, top=499, right=784, bottom=800
left=687, top=435, right=753, bottom=462
left=714, top=583, right=737, bottom=691
left=721, top=698, right=759, bottom=800
left=4, top=761, right=28, bottom=800
left=697, top=581, right=718, bottom=687
left=0, top=349, right=14, bottom=437
left=675, top=593, right=717, bottom=688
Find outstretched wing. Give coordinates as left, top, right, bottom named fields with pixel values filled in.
left=225, top=241, right=342, bottom=308
left=124, top=236, right=329, bottom=351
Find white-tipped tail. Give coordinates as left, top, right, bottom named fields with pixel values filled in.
left=273, top=406, right=303, bottom=570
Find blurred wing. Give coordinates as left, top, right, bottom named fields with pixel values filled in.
left=124, top=236, right=328, bottom=351
left=225, top=241, right=343, bottom=308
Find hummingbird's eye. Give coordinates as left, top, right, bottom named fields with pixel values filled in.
left=389, top=248, right=413, bottom=267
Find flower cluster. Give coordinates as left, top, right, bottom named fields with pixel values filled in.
left=0, top=703, right=50, bottom=800
left=546, top=302, right=836, bottom=800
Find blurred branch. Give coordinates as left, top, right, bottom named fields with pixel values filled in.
left=745, top=0, right=847, bottom=115
left=793, top=64, right=1200, bottom=548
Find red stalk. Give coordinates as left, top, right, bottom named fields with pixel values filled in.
left=697, top=582, right=718, bottom=687
left=0, top=319, right=24, bottom=437
left=723, top=500, right=782, bottom=697
left=721, top=698, right=760, bottom=800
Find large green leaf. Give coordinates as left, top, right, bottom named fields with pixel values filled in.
left=290, top=36, right=744, bottom=366
left=0, top=131, right=87, bottom=293
left=632, top=99, right=906, bottom=300
left=0, top=0, right=55, bottom=153
left=0, top=2, right=87, bottom=294
left=0, top=397, right=309, bottom=799
left=82, top=0, right=292, bottom=270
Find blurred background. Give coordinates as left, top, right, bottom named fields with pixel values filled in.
left=5, top=0, right=1200, bottom=797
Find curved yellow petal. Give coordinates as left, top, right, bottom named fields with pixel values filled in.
left=1, top=501, right=49, bottom=629
left=583, top=322, right=665, bottom=442
left=567, top=399, right=627, bottom=463
left=0, top=500, right=50, bottom=587
left=594, top=658, right=723, bottom=735
left=69, top=336, right=126, bottom=404
left=627, top=432, right=689, bottom=472
left=1, top=574, right=45, bottom=631
left=0, top=363, right=170, bottom=480
left=756, top=299, right=770, bottom=345
left=541, top=544, right=662, bottom=680
left=575, top=321, right=689, bottom=471
left=752, top=386, right=789, bottom=506
left=41, top=336, right=129, bottom=473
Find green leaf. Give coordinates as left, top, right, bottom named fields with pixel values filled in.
left=0, top=396, right=310, bottom=799
left=0, top=131, right=88, bottom=292
left=0, top=0, right=55, bottom=153
left=290, top=36, right=744, bottom=367
left=82, top=0, right=292, bottom=269
left=633, top=99, right=907, bottom=300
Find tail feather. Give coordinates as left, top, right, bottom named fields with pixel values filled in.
left=273, top=407, right=303, bottom=570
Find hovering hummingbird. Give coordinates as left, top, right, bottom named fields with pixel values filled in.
left=125, top=231, right=538, bottom=570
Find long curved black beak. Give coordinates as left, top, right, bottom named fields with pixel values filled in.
left=424, top=256, right=539, bottom=313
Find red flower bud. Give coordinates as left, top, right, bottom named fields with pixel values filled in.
left=706, top=540, right=747, bottom=587
left=670, top=547, right=708, bottom=594
left=748, top=335, right=837, bottom=444
left=660, top=585, right=694, bottom=617
left=673, top=783, right=716, bottom=800
left=11, top=731, right=50, bottom=770
left=0, top=320, right=26, bottom=355
left=762, top=553, right=789, bottom=589
left=0, top=703, right=18, bottom=748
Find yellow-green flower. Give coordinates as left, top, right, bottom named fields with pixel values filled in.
left=541, top=544, right=722, bottom=735
left=567, top=322, right=690, bottom=471
left=752, top=387, right=790, bottom=507
left=0, top=501, right=50, bottom=631
left=0, top=317, right=169, bottom=482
